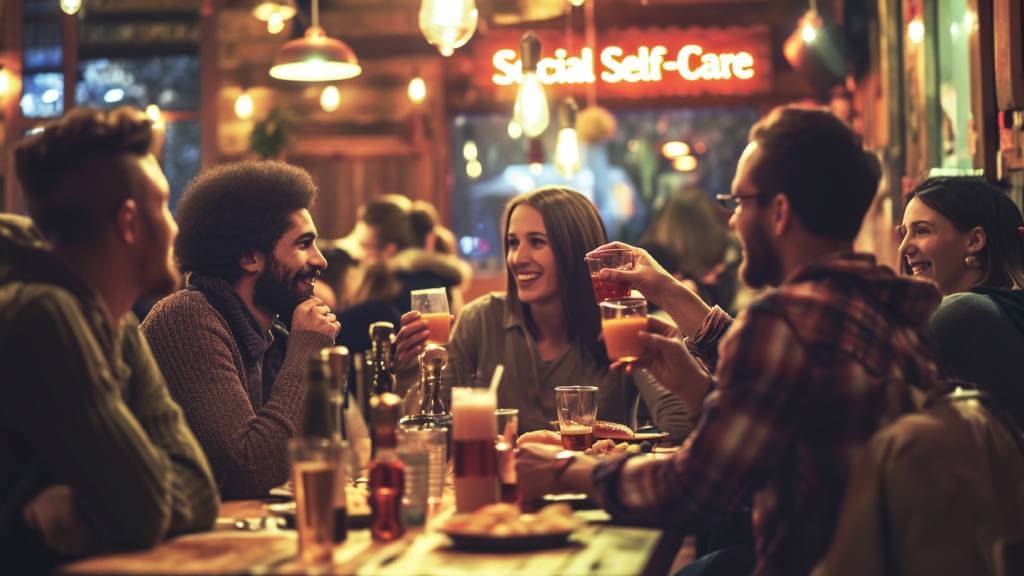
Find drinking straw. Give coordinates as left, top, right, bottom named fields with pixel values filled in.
left=488, top=364, right=505, bottom=396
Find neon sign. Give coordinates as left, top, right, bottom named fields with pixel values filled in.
left=474, top=27, right=771, bottom=99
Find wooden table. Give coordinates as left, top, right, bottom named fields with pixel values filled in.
left=62, top=500, right=684, bottom=575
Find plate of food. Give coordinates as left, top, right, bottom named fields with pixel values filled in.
left=266, top=484, right=372, bottom=529
left=440, top=502, right=579, bottom=552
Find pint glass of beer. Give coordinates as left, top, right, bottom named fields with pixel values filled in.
left=554, top=386, right=599, bottom=451
left=452, top=387, right=499, bottom=512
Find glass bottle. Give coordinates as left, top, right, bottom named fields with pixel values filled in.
left=369, top=392, right=405, bottom=542
left=367, top=321, right=396, bottom=397
left=291, top=354, right=346, bottom=562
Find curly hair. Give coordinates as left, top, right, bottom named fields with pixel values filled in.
left=749, top=105, right=881, bottom=241
left=174, top=160, right=317, bottom=283
left=14, top=106, right=160, bottom=245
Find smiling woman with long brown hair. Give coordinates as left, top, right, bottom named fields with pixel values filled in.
left=393, top=187, right=691, bottom=439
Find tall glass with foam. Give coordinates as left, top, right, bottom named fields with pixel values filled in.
left=451, top=387, right=499, bottom=512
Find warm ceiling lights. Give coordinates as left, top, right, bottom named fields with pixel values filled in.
left=234, top=90, right=254, bottom=119
left=320, top=85, right=341, bottom=112
left=60, top=0, right=82, bottom=16
left=554, top=98, right=581, bottom=178
left=407, top=76, right=427, bottom=104
left=253, top=1, right=296, bottom=34
left=269, top=0, right=361, bottom=82
left=418, top=0, right=479, bottom=57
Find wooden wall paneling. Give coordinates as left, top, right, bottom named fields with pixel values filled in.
left=994, top=0, right=1024, bottom=110
left=967, top=0, right=998, bottom=177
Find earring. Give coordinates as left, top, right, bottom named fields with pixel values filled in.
left=964, top=255, right=982, bottom=269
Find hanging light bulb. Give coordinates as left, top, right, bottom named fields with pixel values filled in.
left=320, top=85, right=341, bottom=111
left=407, top=76, right=427, bottom=104
left=418, top=0, right=479, bottom=57
left=513, top=32, right=550, bottom=138
left=60, top=0, right=82, bottom=16
left=527, top=137, right=545, bottom=175
left=254, top=1, right=296, bottom=34
left=235, top=90, right=254, bottom=119
left=466, top=159, right=482, bottom=179
left=568, top=0, right=586, bottom=6
left=507, top=119, right=522, bottom=140
left=462, top=139, right=478, bottom=161
left=267, top=12, right=286, bottom=34
left=269, top=0, right=361, bottom=82
left=554, top=98, right=581, bottom=178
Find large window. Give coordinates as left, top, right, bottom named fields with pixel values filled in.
left=450, top=107, right=759, bottom=271
left=20, top=0, right=64, bottom=118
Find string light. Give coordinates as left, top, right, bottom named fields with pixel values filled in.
left=418, top=0, right=479, bottom=57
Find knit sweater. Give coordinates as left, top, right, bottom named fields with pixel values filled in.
left=0, top=215, right=219, bottom=571
left=141, top=285, right=332, bottom=499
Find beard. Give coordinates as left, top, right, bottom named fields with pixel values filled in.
left=739, top=218, right=783, bottom=289
left=137, top=212, right=181, bottom=299
left=253, top=253, right=319, bottom=321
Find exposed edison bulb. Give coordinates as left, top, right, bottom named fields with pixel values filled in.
left=513, top=72, right=549, bottom=138
left=60, top=0, right=82, bottom=15
left=554, top=127, right=581, bottom=178
left=320, top=85, right=341, bottom=112
left=507, top=119, right=522, bottom=140
left=234, top=91, right=254, bottom=120
left=267, top=12, right=285, bottom=34
left=462, top=140, right=478, bottom=161
left=419, top=0, right=478, bottom=57
left=407, top=76, right=427, bottom=104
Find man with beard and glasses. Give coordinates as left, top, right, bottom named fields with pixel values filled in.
left=141, top=160, right=340, bottom=499
left=516, top=106, right=944, bottom=576
left=1, top=108, right=218, bottom=572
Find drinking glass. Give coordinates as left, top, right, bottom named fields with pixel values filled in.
left=289, top=438, right=343, bottom=564
left=554, top=386, right=599, bottom=451
left=495, top=408, right=519, bottom=502
left=599, top=297, right=648, bottom=364
left=411, top=288, right=451, bottom=345
left=451, top=387, right=499, bottom=512
left=584, top=249, right=637, bottom=301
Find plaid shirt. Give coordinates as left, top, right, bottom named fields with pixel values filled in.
left=594, top=252, right=942, bottom=576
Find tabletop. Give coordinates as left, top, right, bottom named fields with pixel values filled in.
left=61, top=499, right=684, bottom=575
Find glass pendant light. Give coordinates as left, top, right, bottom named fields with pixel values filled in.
left=513, top=32, right=549, bottom=138
left=418, top=0, right=478, bottom=57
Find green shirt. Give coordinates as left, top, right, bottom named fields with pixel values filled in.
left=402, top=293, right=694, bottom=440
left=0, top=215, right=218, bottom=569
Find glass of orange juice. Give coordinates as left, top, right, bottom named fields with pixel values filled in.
left=599, top=298, right=648, bottom=363
left=411, top=287, right=451, bottom=345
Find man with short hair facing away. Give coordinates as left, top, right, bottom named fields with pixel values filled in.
left=517, top=106, right=944, bottom=576
left=1, top=107, right=219, bottom=572
left=142, top=161, right=340, bottom=499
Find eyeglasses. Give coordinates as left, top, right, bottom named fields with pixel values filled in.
left=715, top=193, right=767, bottom=211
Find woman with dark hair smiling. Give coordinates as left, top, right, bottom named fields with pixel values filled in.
left=393, top=187, right=691, bottom=439
left=898, top=176, right=1024, bottom=427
